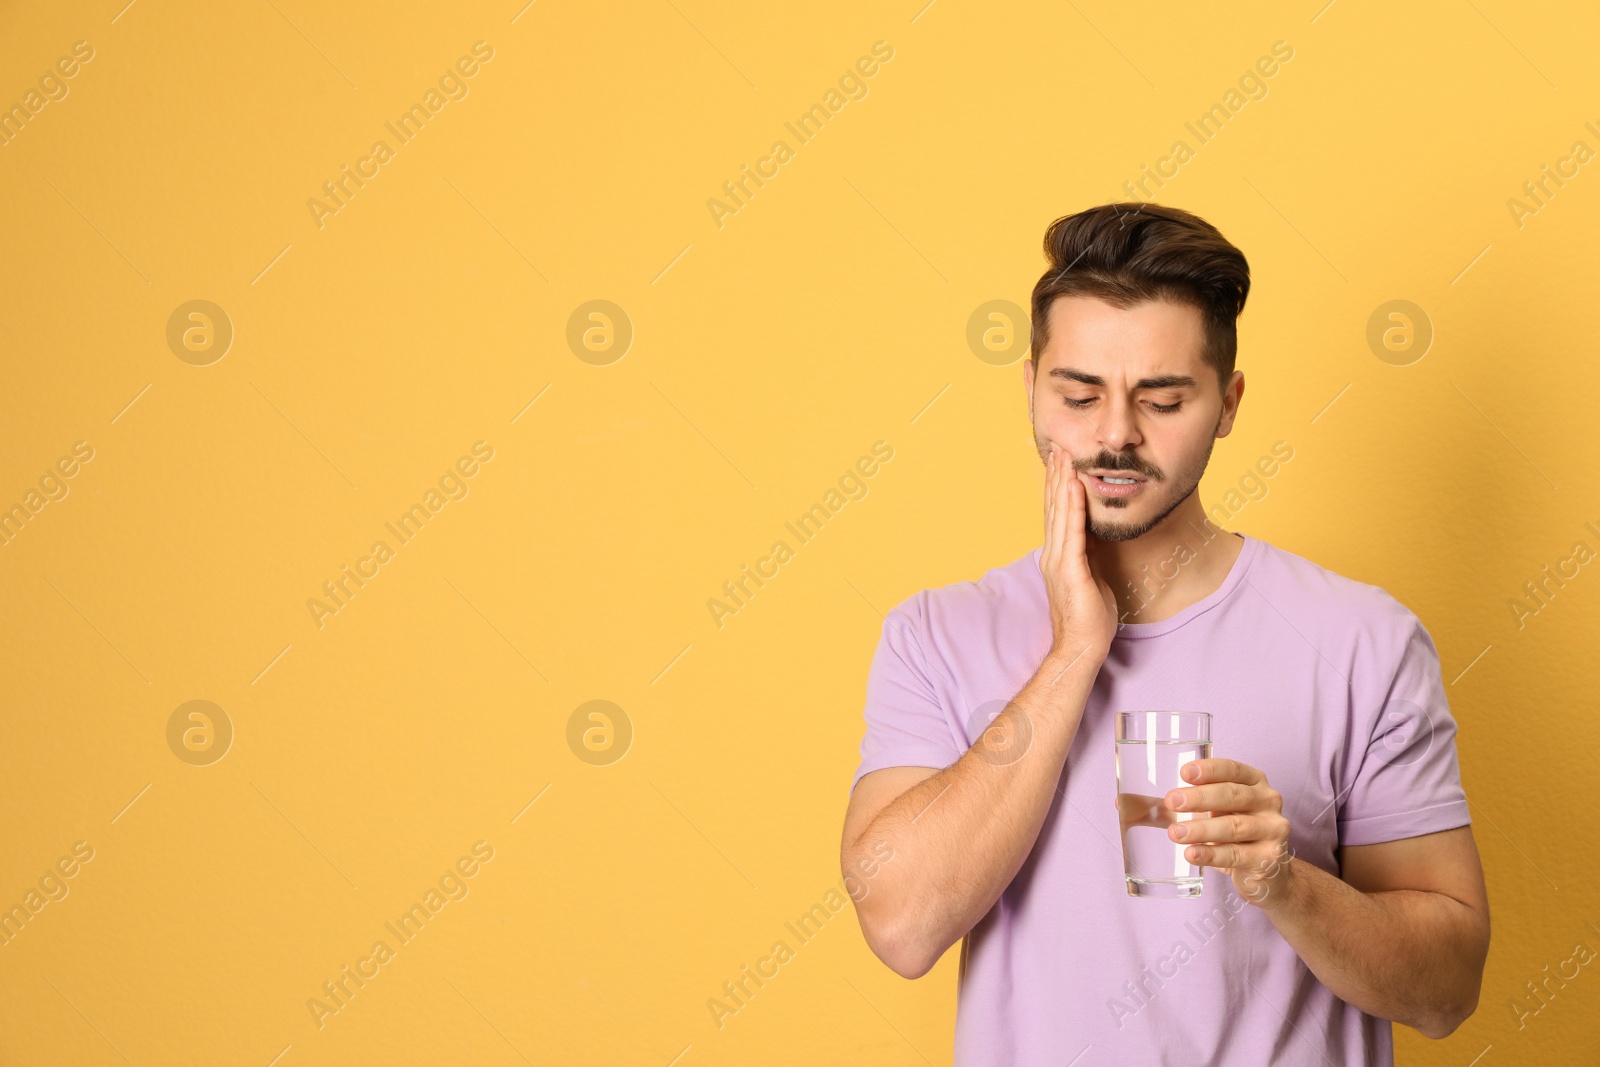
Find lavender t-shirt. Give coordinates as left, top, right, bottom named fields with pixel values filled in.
left=849, top=532, right=1472, bottom=1066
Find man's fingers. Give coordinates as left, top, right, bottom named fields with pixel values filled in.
left=1046, top=445, right=1068, bottom=566
left=1044, top=449, right=1053, bottom=544
left=1181, top=758, right=1265, bottom=787
left=1182, top=843, right=1246, bottom=869
left=1165, top=781, right=1255, bottom=813
left=1062, top=452, right=1088, bottom=575
left=1164, top=812, right=1258, bottom=845
left=1043, top=448, right=1056, bottom=561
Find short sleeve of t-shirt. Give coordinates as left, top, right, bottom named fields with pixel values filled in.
left=1336, top=611, right=1472, bottom=846
left=849, top=593, right=966, bottom=796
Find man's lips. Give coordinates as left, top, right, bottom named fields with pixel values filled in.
left=1081, top=470, right=1148, bottom=498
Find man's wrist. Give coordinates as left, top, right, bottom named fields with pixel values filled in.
left=1041, top=641, right=1104, bottom=682
left=1242, top=844, right=1303, bottom=913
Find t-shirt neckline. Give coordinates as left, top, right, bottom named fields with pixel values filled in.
left=1032, top=531, right=1261, bottom=640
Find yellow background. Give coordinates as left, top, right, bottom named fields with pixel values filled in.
left=1, top=0, right=1596, bottom=1063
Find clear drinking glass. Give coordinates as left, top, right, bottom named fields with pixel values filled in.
left=1115, top=711, right=1212, bottom=898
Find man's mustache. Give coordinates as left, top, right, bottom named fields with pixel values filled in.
left=1045, top=443, right=1161, bottom=481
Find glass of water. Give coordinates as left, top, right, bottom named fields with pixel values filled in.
left=1115, top=711, right=1212, bottom=898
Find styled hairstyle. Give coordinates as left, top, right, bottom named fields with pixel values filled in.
left=1029, top=203, right=1250, bottom=390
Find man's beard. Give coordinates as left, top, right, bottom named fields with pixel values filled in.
left=1084, top=456, right=1204, bottom=541
left=1033, top=421, right=1217, bottom=543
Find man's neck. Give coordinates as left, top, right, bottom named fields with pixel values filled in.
left=1092, top=499, right=1245, bottom=626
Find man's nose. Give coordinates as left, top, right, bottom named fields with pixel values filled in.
left=1097, top=396, right=1143, bottom=454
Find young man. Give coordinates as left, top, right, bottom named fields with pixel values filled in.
left=839, top=204, right=1489, bottom=1065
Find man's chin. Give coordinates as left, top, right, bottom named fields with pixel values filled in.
left=1086, top=494, right=1180, bottom=542
left=1087, top=519, right=1149, bottom=543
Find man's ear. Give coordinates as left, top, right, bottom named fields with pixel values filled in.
left=1216, top=370, right=1245, bottom=437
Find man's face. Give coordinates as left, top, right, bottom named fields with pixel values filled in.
left=1024, top=295, right=1242, bottom=542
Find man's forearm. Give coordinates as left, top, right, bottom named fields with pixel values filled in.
left=1257, top=859, right=1488, bottom=1038
left=846, top=647, right=1101, bottom=977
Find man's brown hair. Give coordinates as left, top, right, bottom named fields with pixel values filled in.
left=1029, top=203, right=1250, bottom=390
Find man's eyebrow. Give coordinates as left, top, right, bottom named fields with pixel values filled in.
left=1047, top=366, right=1198, bottom=390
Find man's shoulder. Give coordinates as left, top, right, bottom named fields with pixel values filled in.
left=1248, top=535, right=1424, bottom=642
left=883, top=545, right=1042, bottom=632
